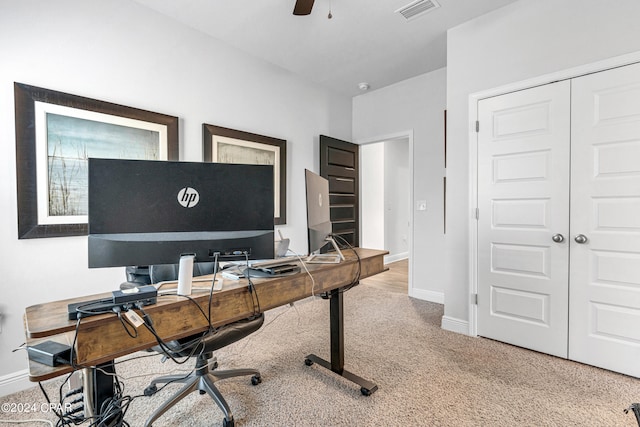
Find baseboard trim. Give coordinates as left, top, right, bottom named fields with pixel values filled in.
left=0, top=369, right=32, bottom=397
left=384, top=252, right=408, bottom=264
left=409, top=288, right=444, bottom=304
left=441, top=315, right=470, bottom=335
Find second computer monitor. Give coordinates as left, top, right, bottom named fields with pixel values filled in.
left=304, top=169, right=344, bottom=263
left=305, top=169, right=332, bottom=254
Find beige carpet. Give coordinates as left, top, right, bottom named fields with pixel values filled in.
left=2, top=284, right=640, bottom=426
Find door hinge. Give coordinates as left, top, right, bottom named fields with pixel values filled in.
left=472, top=293, right=478, bottom=305
left=475, top=208, right=479, bottom=220
left=475, top=120, right=479, bottom=133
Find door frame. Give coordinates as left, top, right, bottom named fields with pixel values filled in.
left=468, top=51, right=640, bottom=337
left=356, top=130, right=415, bottom=296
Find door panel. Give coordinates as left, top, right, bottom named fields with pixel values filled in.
left=477, top=81, right=571, bottom=358
left=569, top=63, right=640, bottom=377
left=320, top=135, right=359, bottom=247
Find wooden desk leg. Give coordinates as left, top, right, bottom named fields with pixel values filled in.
left=305, top=288, right=378, bottom=396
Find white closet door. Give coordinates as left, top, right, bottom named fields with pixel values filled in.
left=569, top=63, right=640, bottom=377
left=477, top=81, right=571, bottom=358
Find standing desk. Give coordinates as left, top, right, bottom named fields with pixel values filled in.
left=24, top=248, right=388, bottom=410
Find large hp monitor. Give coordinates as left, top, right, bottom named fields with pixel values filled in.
left=304, top=169, right=344, bottom=263
left=88, top=158, right=274, bottom=276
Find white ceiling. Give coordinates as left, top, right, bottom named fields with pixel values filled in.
left=132, top=0, right=518, bottom=97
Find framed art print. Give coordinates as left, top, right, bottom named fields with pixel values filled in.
left=203, top=124, right=286, bottom=225
left=14, top=83, right=179, bottom=238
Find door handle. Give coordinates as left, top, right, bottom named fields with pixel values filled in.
left=574, top=234, right=588, bottom=244
left=552, top=234, right=565, bottom=243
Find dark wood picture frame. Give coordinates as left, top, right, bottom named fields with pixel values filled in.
left=203, top=124, right=286, bottom=225
left=14, top=82, right=179, bottom=239
left=444, top=109, right=447, bottom=234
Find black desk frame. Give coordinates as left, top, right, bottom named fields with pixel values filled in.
left=305, top=287, right=378, bottom=396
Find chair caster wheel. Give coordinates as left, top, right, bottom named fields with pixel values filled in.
left=144, top=384, right=158, bottom=396
left=304, top=358, right=314, bottom=366
left=223, top=417, right=235, bottom=427
left=360, top=387, right=372, bottom=396
left=251, top=375, right=262, bottom=385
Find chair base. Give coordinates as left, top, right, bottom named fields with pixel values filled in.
left=144, top=366, right=261, bottom=427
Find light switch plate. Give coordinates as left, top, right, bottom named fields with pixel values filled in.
left=417, top=200, right=427, bottom=211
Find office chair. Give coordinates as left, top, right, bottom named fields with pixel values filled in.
left=142, top=262, right=264, bottom=427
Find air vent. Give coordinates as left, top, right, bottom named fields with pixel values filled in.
left=395, top=0, right=440, bottom=21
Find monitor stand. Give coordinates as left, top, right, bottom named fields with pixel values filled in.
left=121, top=255, right=223, bottom=294
left=307, top=236, right=346, bottom=264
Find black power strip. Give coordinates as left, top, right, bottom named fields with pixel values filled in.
left=67, top=285, right=158, bottom=320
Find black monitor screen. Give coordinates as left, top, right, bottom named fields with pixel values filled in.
left=88, top=158, right=274, bottom=268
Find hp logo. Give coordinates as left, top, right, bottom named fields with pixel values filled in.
left=177, top=187, right=200, bottom=208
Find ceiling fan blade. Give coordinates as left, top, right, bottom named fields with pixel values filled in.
left=293, top=0, right=315, bottom=15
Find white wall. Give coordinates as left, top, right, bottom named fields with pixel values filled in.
left=384, top=139, right=410, bottom=259
left=353, top=68, right=446, bottom=302
left=0, top=0, right=351, bottom=393
left=444, top=0, right=640, bottom=331
left=361, top=144, right=385, bottom=250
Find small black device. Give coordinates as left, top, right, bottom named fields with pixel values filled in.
left=112, top=285, right=157, bottom=305
left=27, top=340, right=72, bottom=367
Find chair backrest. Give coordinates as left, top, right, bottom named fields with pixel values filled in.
left=149, top=262, right=216, bottom=284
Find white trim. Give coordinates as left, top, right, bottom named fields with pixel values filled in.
left=384, top=252, right=408, bottom=264
left=0, top=369, right=32, bottom=397
left=471, top=51, right=640, bottom=103
left=356, top=130, right=415, bottom=296
left=468, top=50, right=640, bottom=338
left=441, top=315, right=469, bottom=335
left=410, top=288, right=444, bottom=304
left=467, top=95, right=479, bottom=338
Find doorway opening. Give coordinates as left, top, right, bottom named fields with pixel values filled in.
left=360, top=133, right=413, bottom=293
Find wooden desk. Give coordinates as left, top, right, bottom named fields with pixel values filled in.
left=24, top=248, right=387, bottom=394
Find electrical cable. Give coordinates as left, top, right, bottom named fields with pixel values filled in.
left=134, top=303, right=206, bottom=366
left=112, top=306, right=138, bottom=339
left=33, top=264, right=224, bottom=427
left=207, top=252, right=220, bottom=330
left=243, top=252, right=261, bottom=316
left=329, top=233, right=362, bottom=293
left=39, top=301, right=199, bottom=426
left=287, top=248, right=318, bottom=296
left=73, top=300, right=118, bottom=318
